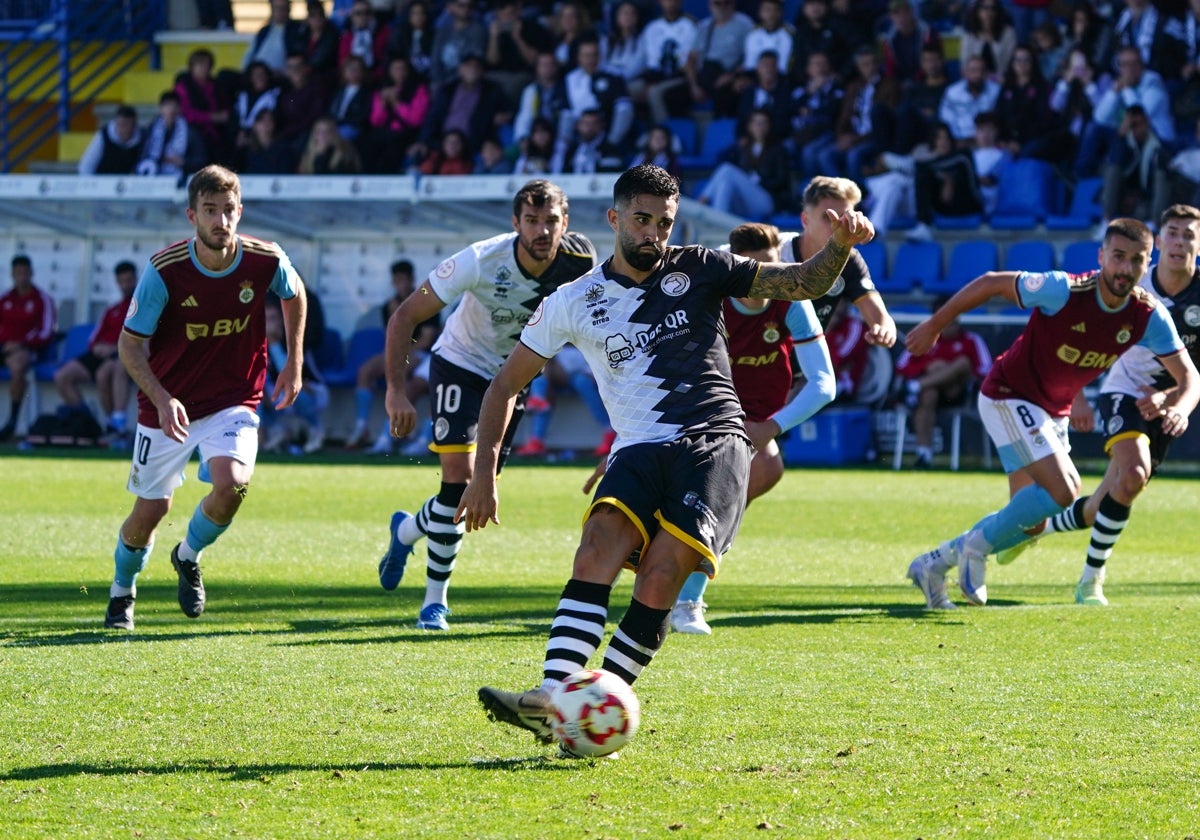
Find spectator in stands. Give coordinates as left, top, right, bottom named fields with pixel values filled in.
left=628, top=123, right=682, bottom=177
left=78, top=105, right=144, bottom=176
left=550, top=0, right=602, bottom=71
left=603, top=1, right=647, bottom=102
left=1046, top=46, right=1109, bottom=173
left=894, top=44, right=949, bottom=153
left=639, top=0, right=697, bottom=123
left=302, top=0, right=341, bottom=84
left=175, top=48, right=231, bottom=167
left=879, top=0, right=941, bottom=86
left=994, top=44, right=1056, bottom=160
left=429, top=0, right=487, bottom=93
left=137, top=91, right=207, bottom=177
left=824, top=298, right=872, bottom=403
left=1031, top=19, right=1067, bottom=83
left=298, top=115, right=363, bottom=173
left=561, top=38, right=635, bottom=153
left=825, top=0, right=874, bottom=64
left=1113, top=0, right=1180, bottom=87
left=415, top=53, right=511, bottom=162
left=744, top=0, right=794, bottom=77
left=938, top=54, right=1001, bottom=146
left=0, top=255, right=56, bottom=441
left=348, top=260, right=440, bottom=454
left=275, top=53, right=335, bottom=153
left=910, top=120, right=985, bottom=235
left=790, top=49, right=842, bottom=179
left=551, top=109, right=626, bottom=173
left=243, top=0, right=308, bottom=73
left=959, top=0, right=1016, bottom=81
left=1166, top=115, right=1200, bottom=206
left=419, top=128, right=475, bottom=174
left=1063, top=0, right=1114, bottom=77
left=386, top=0, right=435, bottom=82
left=476, top=136, right=513, bottom=173
left=821, top=45, right=900, bottom=182
left=485, top=0, right=551, bottom=106
left=893, top=294, right=991, bottom=469
left=1077, top=45, right=1173, bottom=179
left=261, top=302, right=328, bottom=454
left=196, top=0, right=234, bottom=30
left=1096, top=104, right=1171, bottom=238
left=513, top=116, right=557, bottom=173
left=1172, top=1, right=1200, bottom=130
left=363, top=56, right=430, bottom=173
left=515, top=344, right=615, bottom=458
left=791, top=0, right=849, bottom=84
left=685, top=0, right=755, bottom=118
left=233, top=61, right=281, bottom=148
left=512, top=52, right=568, bottom=147
left=339, top=0, right=390, bottom=82
left=736, top=50, right=794, bottom=138
left=52, top=260, right=137, bottom=445
left=697, top=108, right=792, bottom=219
left=328, top=55, right=372, bottom=143
left=1006, top=0, right=1051, bottom=48
left=238, top=109, right=298, bottom=174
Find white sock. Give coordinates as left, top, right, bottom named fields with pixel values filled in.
left=423, top=579, right=449, bottom=609
left=110, top=583, right=134, bottom=597
left=397, top=514, right=424, bottom=545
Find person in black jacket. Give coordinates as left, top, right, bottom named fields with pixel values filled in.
left=78, top=105, right=144, bottom=175
left=697, top=108, right=793, bottom=219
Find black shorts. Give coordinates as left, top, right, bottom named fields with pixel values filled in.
left=73, top=350, right=109, bottom=377
left=426, top=353, right=528, bottom=473
left=1097, top=391, right=1171, bottom=475
left=587, top=433, right=753, bottom=577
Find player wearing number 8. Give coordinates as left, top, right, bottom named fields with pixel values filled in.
left=904, top=217, right=1200, bottom=610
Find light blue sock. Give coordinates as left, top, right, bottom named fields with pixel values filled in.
left=112, top=535, right=153, bottom=592
left=677, top=571, right=710, bottom=604
left=977, top=485, right=1065, bottom=552
left=354, top=387, right=373, bottom=421
left=179, top=505, right=229, bottom=562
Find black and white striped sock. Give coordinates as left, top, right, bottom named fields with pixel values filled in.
left=543, top=579, right=611, bottom=683
left=1046, top=496, right=1089, bottom=533
left=602, top=598, right=671, bottom=686
left=421, top=483, right=466, bottom=607
left=1087, top=493, right=1130, bottom=569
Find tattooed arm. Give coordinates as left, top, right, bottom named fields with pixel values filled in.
left=747, top=209, right=875, bottom=301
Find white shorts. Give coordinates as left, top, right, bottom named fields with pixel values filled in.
left=978, top=395, right=1070, bottom=474
left=127, top=405, right=261, bottom=499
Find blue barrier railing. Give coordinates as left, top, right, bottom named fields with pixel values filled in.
left=1, top=0, right=165, bottom=172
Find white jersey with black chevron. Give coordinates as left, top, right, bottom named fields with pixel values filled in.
left=520, top=244, right=759, bottom=454
left=428, top=230, right=597, bottom=379
left=1102, top=264, right=1200, bottom=397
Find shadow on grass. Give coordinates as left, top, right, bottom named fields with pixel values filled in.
left=0, top=755, right=586, bottom=783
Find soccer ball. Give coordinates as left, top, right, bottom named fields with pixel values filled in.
left=549, top=669, right=641, bottom=757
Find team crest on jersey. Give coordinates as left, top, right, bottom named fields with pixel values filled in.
left=434, top=417, right=450, bottom=441
left=126, top=298, right=138, bottom=319
left=828, top=276, right=845, bottom=297
left=585, top=283, right=605, bottom=305
left=1185, top=305, right=1200, bottom=328
left=1116, top=326, right=1131, bottom=344
left=661, top=272, right=691, bottom=297
left=1022, top=272, right=1046, bottom=293
left=605, top=334, right=636, bottom=367
left=238, top=281, right=254, bottom=304
left=1108, top=415, right=1124, bottom=436
left=762, top=323, right=780, bottom=344
left=434, top=257, right=456, bottom=279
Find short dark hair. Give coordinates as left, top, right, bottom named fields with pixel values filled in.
left=728, top=222, right=781, bottom=256
left=512, top=179, right=569, bottom=219
left=1160, top=203, right=1200, bottom=228
left=11, top=254, right=31, bottom=270
left=1104, top=217, right=1153, bottom=248
left=187, top=164, right=241, bottom=211
left=115, top=105, right=137, bottom=121
left=159, top=90, right=181, bottom=106
left=613, top=164, right=679, bottom=209
left=391, top=259, right=415, bottom=275
left=114, top=260, right=137, bottom=276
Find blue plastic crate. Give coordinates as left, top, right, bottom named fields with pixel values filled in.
left=781, top=408, right=872, bottom=466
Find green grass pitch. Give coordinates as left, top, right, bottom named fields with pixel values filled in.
left=2, top=452, right=1199, bottom=838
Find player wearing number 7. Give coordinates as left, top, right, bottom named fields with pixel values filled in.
left=905, top=217, right=1200, bottom=610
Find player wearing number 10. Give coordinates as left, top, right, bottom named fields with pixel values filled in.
left=379, top=180, right=598, bottom=631
left=905, top=217, right=1199, bottom=610
left=104, top=164, right=308, bottom=631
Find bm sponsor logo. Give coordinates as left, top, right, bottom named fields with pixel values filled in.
left=186, top=315, right=252, bottom=340
left=1055, top=345, right=1118, bottom=369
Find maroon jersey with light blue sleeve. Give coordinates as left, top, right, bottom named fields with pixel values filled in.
left=124, top=235, right=302, bottom=427
left=724, top=297, right=822, bottom=422
left=982, top=270, right=1183, bottom=416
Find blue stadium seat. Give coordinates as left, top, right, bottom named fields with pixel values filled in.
left=322, top=327, right=385, bottom=387
left=932, top=239, right=998, bottom=295
left=1061, top=239, right=1099, bottom=274
left=313, top=327, right=345, bottom=377
left=1003, top=240, right=1056, bottom=273
left=932, top=213, right=984, bottom=231
left=664, top=117, right=698, bottom=157
left=857, top=239, right=887, bottom=286
left=989, top=159, right=1058, bottom=229
left=679, top=117, right=737, bottom=171
left=883, top=240, right=942, bottom=293
left=1044, top=176, right=1103, bottom=231
left=34, top=323, right=94, bottom=381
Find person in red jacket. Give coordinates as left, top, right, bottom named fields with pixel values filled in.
left=894, top=294, right=992, bottom=468
left=0, top=254, right=57, bottom=440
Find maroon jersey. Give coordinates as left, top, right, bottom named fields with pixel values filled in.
left=724, top=298, right=795, bottom=422
left=90, top=297, right=131, bottom=347
left=983, top=273, right=1160, bottom=416
left=0, top=284, right=56, bottom=349
left=125, top=236, right=299, bottom=427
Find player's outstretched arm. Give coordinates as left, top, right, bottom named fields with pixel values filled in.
left=856, top=292, right=897, bottom=348
left=906, top=271, right=1021, bottom=356
left=457, top=343, right=548, bottom=532
left=1157, top=351, right=1200, bottom=437
left=118, top=330, right=189, bottom=442
left=274, top=283, right=307, bottom=410
left=750, top=209, right=874, bottom=301
left=384, top=280, right=446, bottom=440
